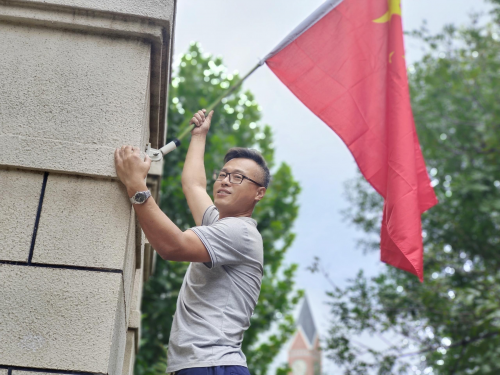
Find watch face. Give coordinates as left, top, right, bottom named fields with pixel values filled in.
left=292, top=359, right=307, bottom=375
left=135, top=192, right=147, bottom=203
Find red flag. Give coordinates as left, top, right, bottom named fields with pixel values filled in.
left=262, top=0, right=438, bottom=281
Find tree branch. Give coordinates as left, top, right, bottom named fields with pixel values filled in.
left=397, top=331, right=499, bottom=358
left=450, top=343, right=466, bottom=375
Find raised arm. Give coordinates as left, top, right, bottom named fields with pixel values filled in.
left=181, top=109, right=215, bottom=226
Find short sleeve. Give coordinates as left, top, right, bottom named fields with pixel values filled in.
left=201, top=205, right=219, bottom=226
left=190, top=218, right=260, bottom=270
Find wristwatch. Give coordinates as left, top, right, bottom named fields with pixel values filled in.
left=130, top=190, right=151, bottom=205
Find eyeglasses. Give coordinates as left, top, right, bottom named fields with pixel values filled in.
left=213, top=170, right=264, bottom=187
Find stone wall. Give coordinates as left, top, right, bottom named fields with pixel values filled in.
left=0, top=1, right=175, bottom=374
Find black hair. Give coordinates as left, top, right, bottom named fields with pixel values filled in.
left=223, top=147, right=271, bottom=188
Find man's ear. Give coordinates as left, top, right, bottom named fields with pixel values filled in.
left=254, top=187, right=266, bottom=202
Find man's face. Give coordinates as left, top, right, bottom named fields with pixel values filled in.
left=213, top=158, right=266, bottom=214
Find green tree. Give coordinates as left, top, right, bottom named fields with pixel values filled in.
left=134, top=43, right=303, bottom=375
left=313, top=6, right=500, bottom=375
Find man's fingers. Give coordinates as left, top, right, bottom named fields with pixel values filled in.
left=190, top=109, right=210, bottom=129
left=207, top=110, right=214, bottom=121
left=144, top=154, right=152, bottom=169
left=122, top=145, right=133, bottom=154
left=114, top=149, right=124, bottom=172
left=193, top=113, right=204, bottom=126
left=191, top=115, right=201, bottom=126
left=118, top=145, right=136, bottom=159
left=127, top=147, right=135, bottom=158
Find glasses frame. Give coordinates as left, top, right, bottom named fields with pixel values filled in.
left=213, top=170, right=264, bottom=187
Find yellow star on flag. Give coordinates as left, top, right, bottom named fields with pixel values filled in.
left=373, top=0, right=402, bottom=23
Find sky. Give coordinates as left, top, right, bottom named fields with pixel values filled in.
left=171, top=1, right=494, bottom=373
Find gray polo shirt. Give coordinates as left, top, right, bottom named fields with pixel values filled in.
left=166, top=205, right=264, bottom=373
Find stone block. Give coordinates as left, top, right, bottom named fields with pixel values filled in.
left=0, top=169, right=44, bottom=262
left=129, top=265, right=143, bottom=350
left=128, top=262, right=144, bottom=353
left=123, top=207, right=137, bottom=322
left=131, top=263, right=144, bottom=313
left=33, top=174, right=131, bottom=269
left=128, top=310, right=142, bottom=332
left=0, top=22, right=151, bottom=177
left=0, top=264, right=126, bottom=372
left=135, top=215, right=146, bottom=270
left=14, top=371, right=57, bottom=375
left=128, top=309, right=142, bottom=353
left=122, top=330, right=136, bottom=375
left=108, top=284, right=127, bottom=375
left=127, top=248, right=144, bottom=352
left=1, top=369, right=7, bottom=375
left=21, top=0, right=175, bottom=24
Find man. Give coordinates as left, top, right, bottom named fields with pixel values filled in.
left=114, top=109, right=270, bottom=375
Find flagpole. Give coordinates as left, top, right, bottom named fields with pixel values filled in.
left=175, top=61, right=262, bottom=142
left=167, top=0, right=343, bottom=150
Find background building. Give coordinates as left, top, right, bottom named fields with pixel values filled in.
left=0, top=1, right=176, bottom=374
left=288, top=297, right=322, bottom=375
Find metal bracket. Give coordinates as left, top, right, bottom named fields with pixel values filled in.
left=144, top=139, right=180, bottom=162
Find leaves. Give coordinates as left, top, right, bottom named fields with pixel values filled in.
left=134, top=43, right=302, bottom=375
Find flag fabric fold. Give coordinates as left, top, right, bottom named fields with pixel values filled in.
left=263, top=0, right=438, bottom=281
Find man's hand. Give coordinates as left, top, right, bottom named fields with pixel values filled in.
left=191, top=109, right=214, bottom=136
left=114, top=145, right=151, bottom=197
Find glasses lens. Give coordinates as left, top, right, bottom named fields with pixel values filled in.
left=216, top=171, right=227, bottom=181
left=231, top=174, right=244, bottom=184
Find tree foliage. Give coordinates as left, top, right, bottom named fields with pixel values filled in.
left=316, top=7, right=500, bottom=375
left=134, top=43, right=303, bottom=375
